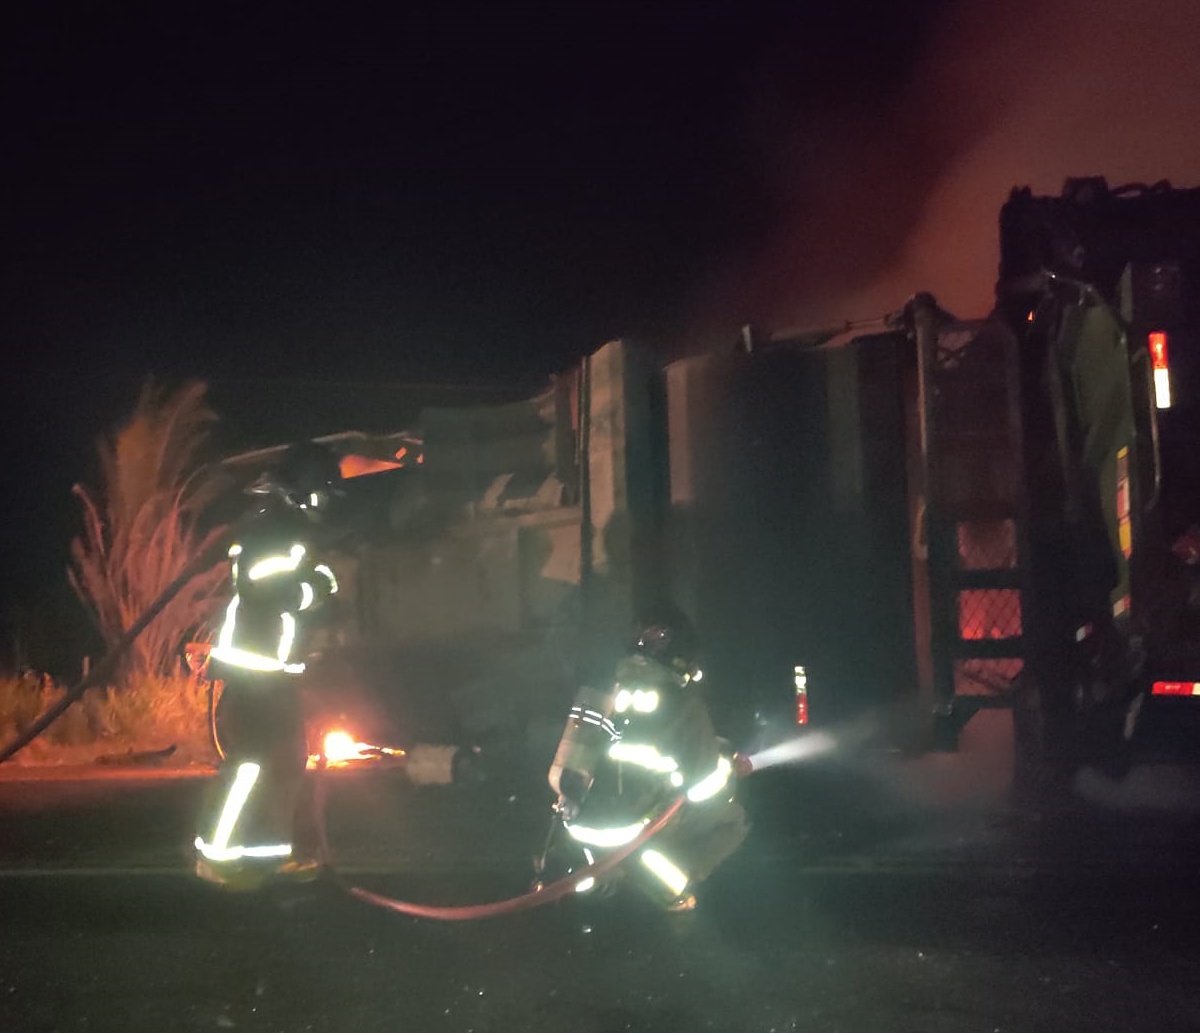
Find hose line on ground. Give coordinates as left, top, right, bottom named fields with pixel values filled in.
left=312, top=766, right=685, bottom=922
left=207, top=678, right=226, bottom=761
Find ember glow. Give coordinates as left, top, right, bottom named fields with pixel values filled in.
left=338, top=444, right=424, bottom=480
left=339, top=454, right=404, bottom=479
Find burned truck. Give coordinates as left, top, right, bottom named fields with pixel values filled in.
left=665, top=176, right=1200, bottom=779
left=228, top=177, right=1200, bottom=782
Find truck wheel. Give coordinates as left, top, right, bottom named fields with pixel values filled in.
left=1078, top=695, right=1134, bottom=780
left=931, top=710, right=960, bottom=752
left=1012, top=673, right=1071, bottom=801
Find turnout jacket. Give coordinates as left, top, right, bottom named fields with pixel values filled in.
left=554, top=653, right=735, bottom=850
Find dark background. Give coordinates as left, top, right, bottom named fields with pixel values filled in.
left=5, top=0, right=1200, bottom=669
left=0, top=2, right=941, bottom=653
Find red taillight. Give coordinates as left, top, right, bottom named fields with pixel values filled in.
left=1150, top=331, right=1169, bottom=369
left=1152, top=680, right=1200, bottom=697
left=1150, top=331, right=1172, bottom=409
left=795, top=696, right=808, bottom=725
left=794, top=665, right=809, bottom=725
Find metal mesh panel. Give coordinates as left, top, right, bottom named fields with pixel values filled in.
left=957, top=589, right=1022, bottom=640
left=925, top=317, right=1027, bottom=705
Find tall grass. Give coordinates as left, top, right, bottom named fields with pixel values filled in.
left=68, top=379, right=230, bottom=683
left=0, top=673, right=214, bottom=766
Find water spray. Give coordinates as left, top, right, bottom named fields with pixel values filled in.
left=744, top=731, right=839, bottom=773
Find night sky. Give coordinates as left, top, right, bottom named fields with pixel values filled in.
left=5, top=0, right=1200, bottom=655
left=5, top=4, right=934, bottom=389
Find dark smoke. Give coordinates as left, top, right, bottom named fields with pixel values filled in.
left=694, top=0, right=1200, bottom=344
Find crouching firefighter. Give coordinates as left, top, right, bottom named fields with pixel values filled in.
left=547, top=612, right=750, bottom=912
left=194, top=442, right=344, bottom=890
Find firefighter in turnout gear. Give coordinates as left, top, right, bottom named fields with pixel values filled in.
left=548, top=609, right=749, bottom=912
left=194, top=442, right=343, bottom=890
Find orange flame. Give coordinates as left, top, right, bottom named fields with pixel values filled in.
left=339, top=454, right=403, bottom=479
left=322, top=729, right=372, bottom=764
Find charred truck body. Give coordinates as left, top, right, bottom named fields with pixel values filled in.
left=248, top=178, right=1200, bottom=785
left=665, top=177, right=1200, bottom=777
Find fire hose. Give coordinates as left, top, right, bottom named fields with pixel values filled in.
left=312, top=765, right=687, bottom=921
left=0, top=505, right=734, bottom=922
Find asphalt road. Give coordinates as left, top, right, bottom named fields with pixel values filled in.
left=3, top=729, right=1200, bottom=1032
left=3, top=846, right=1200, bottom=1032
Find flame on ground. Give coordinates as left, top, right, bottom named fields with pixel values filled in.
left=306, top=728, right=405, bottom=768
left=323, top=729, right=373, bottom=764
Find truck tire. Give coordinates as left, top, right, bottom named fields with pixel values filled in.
left=1011, top=673, right=1072, bottom=801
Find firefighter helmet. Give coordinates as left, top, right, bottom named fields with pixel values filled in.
left=632, top=606, right=698, bottom=678
left=249, top=441, right=344, bottom=510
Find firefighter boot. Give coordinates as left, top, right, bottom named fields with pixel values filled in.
left=272, top=856, right=324, bottom=883
left=194, top=858, right=269, bottom=893
left=665, top=892, right=698, bottom=913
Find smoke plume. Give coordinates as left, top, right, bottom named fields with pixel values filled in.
left=699, top=0, right=1200, bottom=342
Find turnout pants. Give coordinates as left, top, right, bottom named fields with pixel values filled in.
left=195, top=671, right=309, bottom=870
left=571, top=796, right=749, bottom=907
left=633, top=797, right=749, bottom=904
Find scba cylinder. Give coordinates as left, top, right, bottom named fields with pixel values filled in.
left=547, top=685, right=615, bottom=797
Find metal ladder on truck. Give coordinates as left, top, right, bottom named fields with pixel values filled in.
left=912, top=294, right=1029, bottom=748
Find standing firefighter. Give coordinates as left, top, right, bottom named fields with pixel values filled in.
left=194, top=442, right=343, bottom=890
left=548, top=610, right=750, bottom=912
